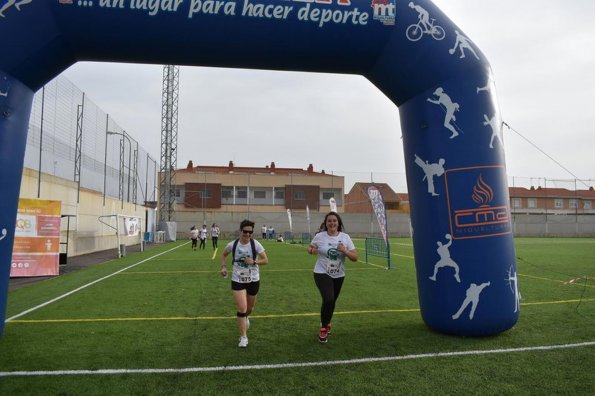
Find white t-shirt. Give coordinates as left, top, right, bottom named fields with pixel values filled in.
left=311, top=232, right=355, bottom=278
left=211, top=227, right=220, bottom=237
left=190, top=229, right=199, bottom=239
left=224, top=239, right=265, bottom=283
left=199, top=228, right=208, bottom=240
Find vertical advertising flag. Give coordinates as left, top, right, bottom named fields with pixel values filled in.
left=286, top=209, right=293, bottom=233
left=367, top=186, right=388, bottom=244
left=306, top=205, right=311, bottom=235
left=329, top=197, right=337, bottom=213
left=11, top=199, right=61, bottom=277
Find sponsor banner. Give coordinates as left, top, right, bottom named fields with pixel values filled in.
left=445, top=166, right=512, bottom=240
left=367, top=186, right=388, bottom=243
left=286, top=209, right=293, bottom=233
left=11, top=199, right=61, bottom=277
left=124, top=217, right=140, bottom=236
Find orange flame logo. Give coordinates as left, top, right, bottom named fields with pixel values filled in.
left=472, top=174, right=494, bottom=206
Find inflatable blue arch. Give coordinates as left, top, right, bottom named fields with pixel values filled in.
left=0, top=0, right=519, bottom=337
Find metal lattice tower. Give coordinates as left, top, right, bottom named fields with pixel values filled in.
left=159, top=65, right=179, bottom=222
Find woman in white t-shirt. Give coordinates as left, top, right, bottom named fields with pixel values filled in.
left=307, top=212, right=357, bottom=343
left=220, top=219, right=268, bottom=348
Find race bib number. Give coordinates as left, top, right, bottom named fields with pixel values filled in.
left=238, top=268, right=252, bottom=283
left=327, top=261, right=341, bottom=276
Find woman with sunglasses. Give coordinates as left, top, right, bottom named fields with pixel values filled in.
left=307, top=212, right=357, bottom=343
left=220, top=219, right=268, bottom=348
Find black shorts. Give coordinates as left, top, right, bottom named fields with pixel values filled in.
left=231, top=280, right=260, bottom=296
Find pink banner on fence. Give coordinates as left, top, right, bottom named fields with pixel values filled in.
left=10, top=199, right=61, bottom=277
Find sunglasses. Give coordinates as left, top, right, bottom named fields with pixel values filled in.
left=241, top=229, right=254, bottom=234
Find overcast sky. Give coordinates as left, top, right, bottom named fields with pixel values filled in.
left=62, top=0, right=595, bottom=192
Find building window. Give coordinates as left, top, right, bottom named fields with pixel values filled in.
left=274, top=189, right=285, bottom=199
left=569, top=199, right=578, bottom=209
left=322, top=192, right=335, bottom=200
left=199, top=190, right=212, bottom=199
left=175, top=189, right=181, bottom=198
left=554, top=199, right=563, bottom=209
left=294, top=191, right=305, bottom=200
left=253, top=190, right=266, bottom=199
left=236, top=188, right=247, bottom=199
left=222, top=188, right=233, bottom=199
left=584, top=200, right=592, bottom=209
left=528, top=198, right=537, bottom=209
left=511, top=198, right=521, bottom=209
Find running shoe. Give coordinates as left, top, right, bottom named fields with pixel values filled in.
left=318, top=327, right=328, bottom=343
left=238, top=336, right=248, bottom=348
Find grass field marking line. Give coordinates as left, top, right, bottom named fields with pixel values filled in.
left=519, top=273, right=566, bottom=283
left=0, top=341, right=593, bottom=377
left=211, top=248, right=218, bottom=260
left=8, top=308, right=419, bottom=324
left=391, top=253, right=415, bottom=259
left=10, top=298, right=593, bottom=324
left=519, top=273, right=595, bottom=289
left=521, top=298, right=595, bottom=306
left=5, top=244, right=185, bottom=323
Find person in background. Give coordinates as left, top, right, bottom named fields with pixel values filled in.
left=199, top=224, right=208, bottom=250
left=211, top=223, right=220, bottom=249
left=307, top=212, right=357, bottom=343
left=262, top=224, right=267, bottom=240
left=190, top=226, right=199, bottom=251
left=220, top=219, right=269, bottom=348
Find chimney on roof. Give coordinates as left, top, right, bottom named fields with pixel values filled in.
left=270, top=162, right=275, bottom=170
left=590, top=186, right=594, bottom=191
left=321, top=170, right=325, bottom=174
left=228, top=161, right=234, bottom=169
left=530, top=186, right=535, bottom=190
left=307, top=163, right=314, bottom=173
left=187, top=160, right=194, bottom=169
left=537, top=186, right=542, bottom=190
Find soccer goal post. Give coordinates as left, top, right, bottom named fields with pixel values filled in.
left=365, top=237, right=392, bottom=270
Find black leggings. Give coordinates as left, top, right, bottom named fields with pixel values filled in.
left=212, top=237, right=218, bottom=248
left=313, top=273, right=345, bottom=327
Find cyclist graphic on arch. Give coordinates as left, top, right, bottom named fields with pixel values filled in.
left=427, top=87, right=461, bottom=139
left=429, top=233, right=461, bottom=283
left=483, top=113, right=504, bottom=149
left=414, top=154, right=445, bottom=197
left=406, top=2, right=445, bottom=42
left=452, top=282, right=491, bottom=320
left=0, top=0, right=33, bottom=18
left=449, top=30, right=479, bottom=60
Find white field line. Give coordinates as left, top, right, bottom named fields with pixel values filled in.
left=0, top=341, right=592, bottom=377
left=5, top=244, right=185, bottom=323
